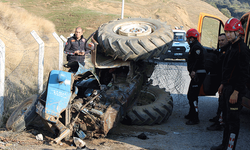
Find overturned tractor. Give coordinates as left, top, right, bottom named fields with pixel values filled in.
left=6, top=17, right=173, bottom=144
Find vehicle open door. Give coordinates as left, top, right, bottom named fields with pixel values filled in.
left=196, top=12, right=225, bottom=96
left=240, top=12, right=250, bottom=109
left=197, top=12, right=225, bottom=51
left=240, top=12, right=250, bottom=48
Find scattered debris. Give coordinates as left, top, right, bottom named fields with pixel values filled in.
left=0, top=141, right=6, bottom=145
left=76, top=145, right=97, bottom=150
left=31, top=130, right=39, bottom=135
left=99, top=142, right=105, bottom=145
left=137, top=133, right=148, bottom=140
left=0, top=141, right=6, bottom=149
left=36, top=134, right=43, bottom=141
left=73, top=137, right=86, bottom=148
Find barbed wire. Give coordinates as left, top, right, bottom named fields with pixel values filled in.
left=0, top=33, right=35, bottom=45
left=3, top=45, right=62, bottom=52
left=0, top=32, right=63, bottom=46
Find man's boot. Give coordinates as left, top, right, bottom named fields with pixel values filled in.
left=186, top=111, right=199, bottom=125
left=209, top=115, right=219, bottom=122
left=186, top=101, right=199, bottom=125
left=210, top=125, right=231, bottom=150
left=184, top=114, right=192, bottom=119
left=207, top=122, right=223, bottom=131
left=185, top=106, right=192, bottom=119
left=186, top=118, right=200, bottom=125
left=210, top=144, right=225, bottom=150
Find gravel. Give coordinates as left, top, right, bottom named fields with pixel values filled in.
left=108, top=60, right=250, bottom=150
left=1, top=60, right=250, bottom=150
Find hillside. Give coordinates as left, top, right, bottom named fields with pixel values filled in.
left=202, top=0, right=250, bottom=19
left=2, top=0, right=228, bottom=37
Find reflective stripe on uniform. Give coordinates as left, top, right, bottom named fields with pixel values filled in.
left=194, top=101, right=198, bottom=112
left=227, top=133, right=236, bottom=150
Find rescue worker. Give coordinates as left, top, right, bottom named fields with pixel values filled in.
left=211, top=18, right=250, bottom=150
left=207, top=33, right=229, bottom=131
left=64, top=27, right=88, bottom=65
left=185, top=28, right=206, bottom=125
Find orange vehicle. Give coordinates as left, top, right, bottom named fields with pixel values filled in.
left=196, top=12, right=250, bottom=109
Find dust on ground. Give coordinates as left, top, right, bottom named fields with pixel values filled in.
left=1, top=62, right=250, bottom=150
left=0, top=124, right=166, bottom=150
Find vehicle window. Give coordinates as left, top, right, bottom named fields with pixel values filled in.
left=200, top=17, right=221, bottom=49
left=174, top=32, right=185, bottom=41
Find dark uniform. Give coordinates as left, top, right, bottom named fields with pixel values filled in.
left=219, top=38, right=249, bottom=150
left=64, top=35, right=86, bottom=64
left=186, top=39, right=206, bottom=124
left=213, top=43, right=230, bottom=124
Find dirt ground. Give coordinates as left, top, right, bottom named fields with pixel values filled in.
left=1, top=61, right=250, bottom=150
left=0, top=124, right=169, bottom=150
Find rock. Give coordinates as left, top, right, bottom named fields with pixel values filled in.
left=73, top=137, right=86, bottom=148
left=5, top=143, right=12, bottom=146
left=36, top=134, right=43, bottom=141
left=137, top=133, right=148, bottom=140
left=0, top=141, right=6, bottom=145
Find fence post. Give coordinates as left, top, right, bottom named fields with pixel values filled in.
left=52, top=32, right=63, bottom=70
left=60, top=35, right=67, bottom=43
left=30, top=30, right=44, bottom=94
left=0, top=39, right=5, bottom=126
left=121, top=0, right=125, bottom=19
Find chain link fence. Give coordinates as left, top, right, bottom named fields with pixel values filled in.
left=150, top=61, right=188, bottom=107
left=0, top=31, right=60, bottom=125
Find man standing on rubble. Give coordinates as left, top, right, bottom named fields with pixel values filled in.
left=211, top=18, right=250, bottom=150
left=64, top=27, right=88, bottom=65
left=185, top=28, right=206, bottom=125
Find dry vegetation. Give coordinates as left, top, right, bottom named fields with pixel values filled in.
left=0, top=3, right=59, bottom=125
left=3, top=0, right=229, bottom=36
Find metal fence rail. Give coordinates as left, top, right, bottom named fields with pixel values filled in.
left=0, top=31, right=64, bottom=126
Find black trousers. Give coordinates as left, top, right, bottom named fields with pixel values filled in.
left=215, top=95, right=223, bottom=124
left=187, top=72, right=206, bottom=120
left=220, top=85, right=245, bottom=150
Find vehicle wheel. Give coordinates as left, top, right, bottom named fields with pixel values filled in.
left=96, top=17, right=173, bottom=61
left=6, top=95, right=38, bottom=132
left=126, top=85, right=173, bottom=125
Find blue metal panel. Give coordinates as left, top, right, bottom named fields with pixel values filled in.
left=45, top=70, right=72, bottom=120
left=76, top=130, right=86, bottom=139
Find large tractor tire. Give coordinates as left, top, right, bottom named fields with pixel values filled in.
left=126, top=85, right=173, bottom=125
left=6, top=95, right=38, bottom=132
left=96, top=18, right=173, bottom=61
